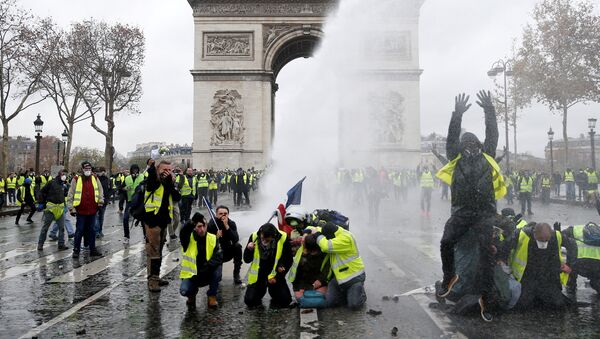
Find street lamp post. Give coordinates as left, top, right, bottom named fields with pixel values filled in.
left=56, top=141, right=60, bottom=166
left=61, top=129, right=68, bottom=167
left=589, top=118, right=597, bottom=170
left=488, top=59, right=514, bottom=172
left=548, top=127, right=554, bottom=175
left=33, top=114, right=44, bottom=174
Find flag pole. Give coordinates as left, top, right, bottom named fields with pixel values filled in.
left=202, top=196, right=220, bottom=230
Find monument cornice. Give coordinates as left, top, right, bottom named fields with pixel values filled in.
left=191, top=70, right=274, bottom=82
left=187, top=0, right=339, bottom=17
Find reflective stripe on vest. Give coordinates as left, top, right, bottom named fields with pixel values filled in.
left=542, top=178, right=551, bottom=188
left=510, top=229, right=568, bottom=285
left=436, top=153, right=507, bottom=200
left=17, top=185, right=36, bottom=206
left=520, top=177, right=533, bottom=193
left=317, top=228, right=365, bottom=284
left=587, top=171, right=598, bottom=184
left=573, top=225, right=600, bottom=261
left=73, top=176, right=99, bottom=207
left=180, top=233, right=217, bottom=279
left=564, top=171, right=574, bottom=182
left=420, top=171, right=434, bottom=188
left=144, top=184, right=173, bottom=220
left=181, top=176, right=197, bottom=197
left=287, top=244, right=329, bottom=283
left=247, top=230, right=287, bottom=285
left=6, top=177, right=16, bottom=189
left=197, top=176, right=208, bottom=188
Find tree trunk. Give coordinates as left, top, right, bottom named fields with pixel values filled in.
left=105, top=102, right=115, bottom=175
left=562, top=105, right=569, bottom=169
left=1, top=120, right=8, bottom=177
left=513, top=108, right=517, bottom=171
left=64, top=122, right=74, bottom=172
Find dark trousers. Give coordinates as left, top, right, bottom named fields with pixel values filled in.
left=541, top=188, right=550, bottom=204
left=441, top=185, right=449, bottom=200
left=198, top=187, right=208, bottom=207
left=325, top=273, right=367, bottom=310
left=0, top=193, right=5, bottom=208
left=180, top=266, right=222, bottom=297
left=7, top=189, right=16, bottom=204
left=16, top=201, right=35, bottom=223
left=519, top=192, right=533, bottom=214
left=223, top=243, right=243, bottom=271
left=440, top=214, right=494, bottom=300
left=208, top=189, right=217, bottom=205
left=74, top=214, right=97, bottom=252
left=234, top=190, right=250, bottom=206
left=180, top=197, right=193, bottom=223
left=95, top=205, right=107, bottom=236
left=122, top=201, right=132, bottom=238
left=568, top=259, right=600, bottom=293
left=118, top=191, right=127, bottom=210
left=420, top=188, right=432, bottom=211
left=244, top=273, right=291, bottom=307
left=515, top=278, right=568, bottom=310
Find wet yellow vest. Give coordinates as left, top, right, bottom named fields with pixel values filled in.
left=144, top=184, right=173, bottom=220
left=436, top=153, right=506, bottom=200
left=247, top=230, right=287, bottom=285
left=572, top=225, right=600, bottom=261
left=420, top=171, right=434, bottom=188
left=317, top=227, right=365, bottom=284
left=510, top=229, right=568, bottom=286
left=180, top=176, right=197, bottom=197
left=180, top=233, right=217, bottom=279
left=519, top=177, right=533, bottom=193
left=17, top=185, right=36, bottom=205
left=72, top=176, right=99, bottom=207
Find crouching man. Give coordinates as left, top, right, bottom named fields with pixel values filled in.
left=244, top=223, right=293, bottom=308
left=288, top=234, right=330, bottom=308
left=312, top=223, right=366, bottom=310
left=179, top=213, right=223, bottom=309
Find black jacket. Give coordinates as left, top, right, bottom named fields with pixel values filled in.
left=143, top=165, right=181, bottom=227
left=180, top=221, right=223, bottom=274
left=446, top=105, right=498, bottom=216
left=39, top=177, right=67, bottom=205
left=243, top=231, right=293, bottom=279
left=98, top=174, right=111, bottom=201
left=208, top=218, right=240, bottom=249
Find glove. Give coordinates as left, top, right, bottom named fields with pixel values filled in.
left=553, top=222, right=561, bottom=231
left=37, top=204, right=44, bottom=212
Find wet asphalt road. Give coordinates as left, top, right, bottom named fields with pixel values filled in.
left=0, top=188, right=599, bottom=338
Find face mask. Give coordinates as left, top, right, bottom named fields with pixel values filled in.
left=61, top=175, right=67, bottom=181
left=536, top=240, right=549, bottom=249
left=83, top=170, right=92, bottom=177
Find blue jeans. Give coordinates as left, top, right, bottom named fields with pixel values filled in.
left=50, top=206, right=74, bottom=238
left=325, top=273, right=367, bottom=310
left=95, top=205, right=107, bottom=236
left=180, top=265, right=222, bottom=297
left=122, top=201, right=131, bottom=238
left=566, top=182, right=576, bottom=200
left=74, top=214, right=97, bottom=253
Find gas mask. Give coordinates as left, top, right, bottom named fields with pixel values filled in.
left=460, top=132, right=482, bottom=159
left=61, top=175, right=67, bottom=182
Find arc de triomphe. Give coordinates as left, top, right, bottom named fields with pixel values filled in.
left=187, top=0, right=424, bottom=170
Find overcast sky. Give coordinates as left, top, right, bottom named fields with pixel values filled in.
left=12, top=0, right=600, bottom=158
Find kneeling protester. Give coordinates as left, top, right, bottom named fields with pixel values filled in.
left=288, top=234, right=330, bottom=308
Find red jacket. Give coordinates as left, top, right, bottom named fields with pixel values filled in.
left=74, top=175, right=100, bottom=215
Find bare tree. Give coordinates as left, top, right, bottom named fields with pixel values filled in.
left=40, top=23, right=99, bottom=172
left=0, top=0, right=58, bottom=176
left=515, top=0, right=600, bottom=168
left=76, top=20, right=145, bottom=174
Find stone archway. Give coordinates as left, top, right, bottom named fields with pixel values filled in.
left=187, top=0, right=424, bottom=169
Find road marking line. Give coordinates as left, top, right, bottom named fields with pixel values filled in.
left=367, top=245, right=385, bottom=258
left=17, top=247, right=180, bottom=339
left=368, top=245, right=406, bottom=278
left=411, top=294, right=467, bottom=339
left=0, top=244, right=39, bottom=260
left=50, top=243, right=145, bottom=283
left=299, top=308, right=319, bottom=339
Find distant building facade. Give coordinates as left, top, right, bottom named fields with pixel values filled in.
left=0, top=136, right=36, bottom=173
left=545, top=133, right=599, bottom=171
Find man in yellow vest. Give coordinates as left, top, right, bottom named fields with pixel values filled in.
left=540, top=173, right=552, bottom=204
left=67, top=161, right=104, bottom=258
left=196, top=171, right=209, bottom=207
left=179, top=212, right=223, bottom=308
left=420, top=166, right=434, bottom=216
left=178, top=168, right=197, bottom=223
left=6, top=172, right=17, bottom=206
left=585, top=167, right=598, bottom=204
left=122, top=164, right=144, bottom=244
left=143, top=160, right=181, bottom=292
left=518, top=171, right=534, bottom=215
left=436, top=91, right=505, bottom=322
left=37, top=170, right=69, bottom=252
left=501, top=223, right=573, bottom=309
left=313, top=223, right=366, bottom=310
left=564, top=168, right=576, bottom=201
left=562, top=223, right=600, bottom=295
left=39, top=169, right=52, bottom=190
left=0, top=174, right=5, bottom=209
left=15, top=177, right=36, bottom=225
left=243, top=223, right=293, bottom=307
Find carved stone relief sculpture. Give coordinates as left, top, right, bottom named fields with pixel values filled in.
left=210, top=90, right=246, bottom=146
left=203, top=32, right=254, bottom=59
left=368, top=91, right=405, bottom=144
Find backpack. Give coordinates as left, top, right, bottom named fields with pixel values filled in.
left=309, top=209, right=350, bottom=230
left=583, top=222, right=600, bottom=247
left=129, top=180, right=149, bottom=221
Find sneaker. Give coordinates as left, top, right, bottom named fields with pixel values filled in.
left=123, top=237, right=129, bottom=245
left=72, top=251, right=80, bottom=258
left=158, top=278, right=169, bottom=286
left=437, top=274, right=459, bottom=298
left=479, top=297, right=493, bottom=322
left=37, top=244, right=43, bottom=251
left=26, top=219, right=33, bottom=224
left=68, top=234, right=74, bottom=239
left=186, top=295, right=196, bottom=309
left=58, top=245, right=69, bottom=251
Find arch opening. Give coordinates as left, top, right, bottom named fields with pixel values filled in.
left=271, top=35, right=320, bottom=80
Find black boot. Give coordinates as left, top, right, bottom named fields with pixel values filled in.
left=233, top=261, right=242, bottom=285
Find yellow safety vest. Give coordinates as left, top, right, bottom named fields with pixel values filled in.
left=516, top=219, right=528, bottom=229
left=317, top=227, right=365, bottom=284
left=436, top=153, right=507, bottom=200
left=0, top=179, right=4, bottom=193
left=247, top=230, right=287, bottom=285
left=208, top=179, right=218, bottom=190
left=420, top=171, right=434, bottom=188
left=519, top=177, right=533, bottom=193
left=197, top=176, right=208, bottom=188
left=587, top=171, right=598, bottom=185
left=541, top=178, right=551, bottom=188
left=6, top=177, right=16, bottom=189
left=45, top=201, right=65, bottom=221
left=180, top=176, right=197, bottom=197
left=287, top=244, right=329, bottom=283
left=72, top=176, right=99, bottom=207
left=572, top=225, right=600, bottom=260
left=510, top=229, right=569, bottom=286
left=180, top=232, right=217, bottom=279
left=124, top=175, right=144, bottom=201
left=564, top=171, right=575, bottom=182
left=17, top=185, right=36, bottom=205
left=40, top=175, right=52, bottom=188
left=144, top=184, right=173, bottom=220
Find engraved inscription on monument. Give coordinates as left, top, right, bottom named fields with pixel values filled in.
left=203, top=32, right=254, bottom=60
left=210, top=90, right=246, bottom=146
